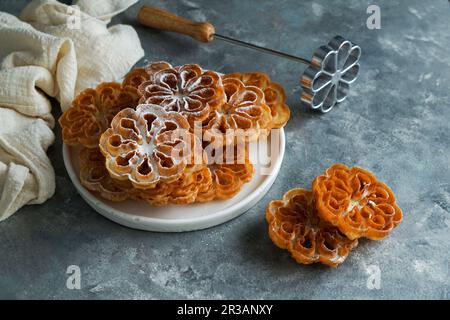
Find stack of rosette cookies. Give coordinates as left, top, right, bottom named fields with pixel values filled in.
left=59, top=62, right=291, bottom=206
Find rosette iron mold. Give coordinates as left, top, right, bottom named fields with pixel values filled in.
left=137, top=6, right=361, bottom=113
left=300, top=36, right=361, bottom=113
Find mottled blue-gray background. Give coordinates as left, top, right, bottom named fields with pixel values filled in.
left=0, top=0, right=449, bottom=299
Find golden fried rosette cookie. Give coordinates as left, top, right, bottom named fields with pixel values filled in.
left=137, top=62, right=226, bottom=124
left=196, top=143, right=254, bottom=202
left=122, top=68, right=149, bottom=91
left=266, top=188, right=358, bottom=267
left=202, top=77, right=272, bottom=145
left=79, top=147, right=131, bottom=201
left=167, top=167, right=213, bottom=205
left=223, top=72, right=290, bottom=129
left=135, top=167, right=211, bottom=206
left=99, top=104, right=202, bottom=189
left=122, top=62, right=173, bottom=91
left=312, top=164, right=403, bottom=240
left=130, top=180, right=175, bottom=206
left=59, top=82, right=140, bottom=148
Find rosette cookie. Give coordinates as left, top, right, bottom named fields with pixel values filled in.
left=79, top=147, right=131, bottom=201
left=138, top=62, right=226, bottom=125
left=202, top=77, right=272, bottom=146
left=60, top=82, right=140, bottom=148
left=99, top=104, right=202, bottom=189
left=196, top=143, right=254, bottom=202
left=312, top=164, right=403, bottom=240
left=266, top=188, right=358, bottom=267
left=223, top=72, right=290, bottom=129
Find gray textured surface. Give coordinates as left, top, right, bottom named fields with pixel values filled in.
left=0, top=0, right=449, bottom=299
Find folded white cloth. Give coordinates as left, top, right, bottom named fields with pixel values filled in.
left=0, top=0, right=144, bottom=221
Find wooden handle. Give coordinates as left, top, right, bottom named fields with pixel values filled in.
left=138, top=6, right=215, bottom=43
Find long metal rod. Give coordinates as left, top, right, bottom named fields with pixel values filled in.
left=214, top=33, right=311, bottom=65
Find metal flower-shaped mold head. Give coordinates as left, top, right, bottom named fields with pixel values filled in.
left=301, top=36, right=361, bottom=113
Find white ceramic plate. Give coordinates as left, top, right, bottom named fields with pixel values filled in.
left=62, top=129, right=285, bottom=232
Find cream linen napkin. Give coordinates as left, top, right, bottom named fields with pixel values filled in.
left=0, top=0, right=144, bottom=221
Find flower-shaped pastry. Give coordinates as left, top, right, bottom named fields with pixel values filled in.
left=166, top=167, right=213, bottom=205
left=59, top=82, right=140, bottom=148
left=99, top=104, right=201, bottom=189
left=300, top=36, right=361, bottom=113
left=130, top=179, right=175, bottom=205
left=202, top=77, right=272, bottom=145
left=138, top=62, right=226, bottom=124
left=197, top=161, right=254, bottom=202
left=135, top=167, right=212, bottom=206
left=312, top=164, right=403, bottom=240
left=223, top=72, right=290, bottom=129
left=266, top=188, right=358, bottom=267
left=196, top=143, right=254, bottom=202
left=122, top=68, right=149, bottom=91
left=79, top=148, right=131, bottom=201
left=122, top=62, right=173, bottom=91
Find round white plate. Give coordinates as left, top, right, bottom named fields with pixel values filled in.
left=63, top=129, right=285, bottom=232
